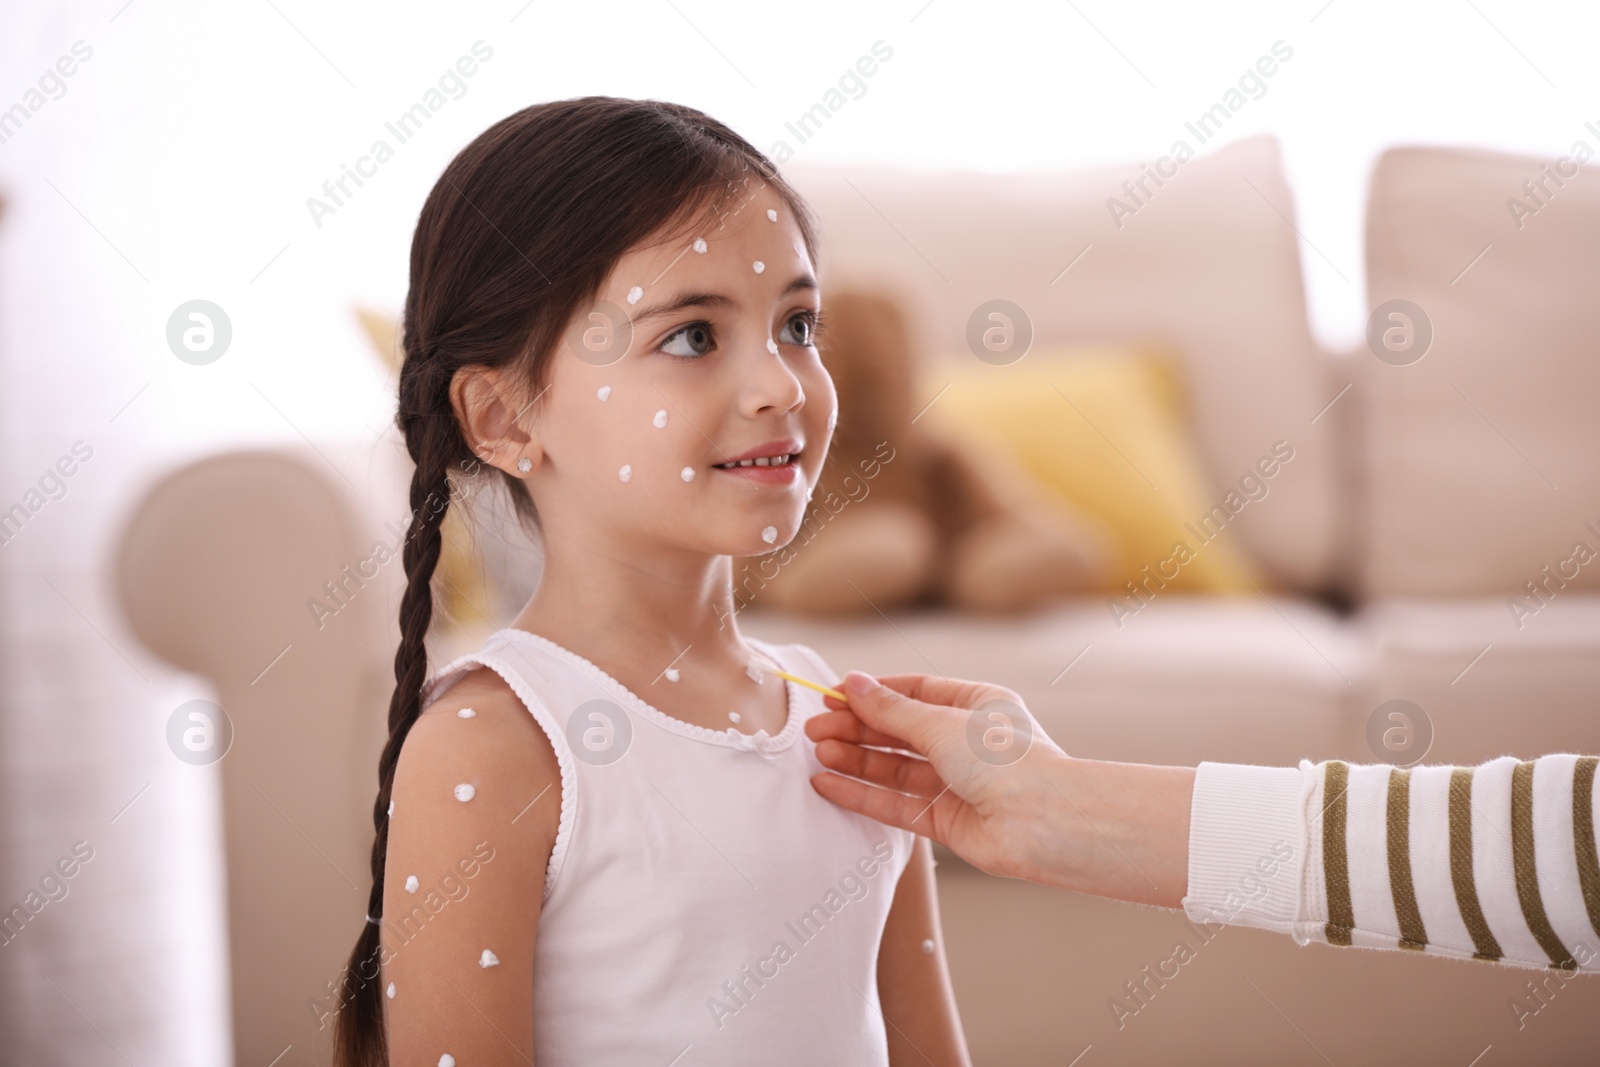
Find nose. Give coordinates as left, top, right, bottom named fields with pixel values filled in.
left=741, top=335, right=805, bottom=417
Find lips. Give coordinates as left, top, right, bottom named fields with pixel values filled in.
left=712, top=438, right=803, bottom=469
left=714, top=453, right=797, bottom=469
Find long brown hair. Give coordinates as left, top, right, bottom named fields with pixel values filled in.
left=333, top=96, right=821, bottom=1064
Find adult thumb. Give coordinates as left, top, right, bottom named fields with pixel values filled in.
left=840, top=671, right=935, bottom=750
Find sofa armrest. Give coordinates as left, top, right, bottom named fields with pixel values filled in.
left=113, top=446, right=396, bottom=1064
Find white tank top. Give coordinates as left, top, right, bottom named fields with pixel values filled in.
left=420, top=627, right=917, bottom=1065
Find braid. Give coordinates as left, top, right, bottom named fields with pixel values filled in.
left=333, top=367, right=456, bottom=1065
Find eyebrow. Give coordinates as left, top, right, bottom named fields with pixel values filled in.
left=631, top=274, right=818, bottom=323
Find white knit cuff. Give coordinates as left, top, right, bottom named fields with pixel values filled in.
left=1181, top=761, right=1309, bottom=933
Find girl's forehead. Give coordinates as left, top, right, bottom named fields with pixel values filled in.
left=608, top=187, right=810, bottom=295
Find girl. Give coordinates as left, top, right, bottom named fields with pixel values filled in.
left=333, top=97, right=970, bottom=1066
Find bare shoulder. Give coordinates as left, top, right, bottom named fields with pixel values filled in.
left=380, top=665, right=563, bottom=1058
left=393, top=665, right=564, bottom=863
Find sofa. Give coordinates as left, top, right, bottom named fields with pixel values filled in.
left=116, top=135, right=1600, bottom=1065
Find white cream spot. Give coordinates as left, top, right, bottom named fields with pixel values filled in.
left=680, top=466, right=696, bottom=482
left=626, top=285, right=643, bottom=304
left=693, top=237, right=707, bottom=253
left=405, top=875, right=419, bottom=894
left=618, top=464, right=632, bottom=483
left=387, top=799, right=393, bottom=816
left=921, top=938, right=935, bottom=954
left=766, top=338, right=779, bottom=356
left=457, top=706, right=476, bottom=719
left=453, top=783, right=475, bottom=802
left=752, top=260, right=765, bottom=274
left=479, top=948, right=500, bottom=968
left=767, top=208, right=778, bottom=221
left=597, top=385, right=611, bottom=401
left=653, top=409, right=668, bottom=429
left=439, top=1057, right=456, bottom=1067
left=664, top=667, right=680, bottom=682
left=761, top=525, right=778, bottom=544
left=729, top=711, right=742, bottom=724
left=386, top=981, right=396, bottom=999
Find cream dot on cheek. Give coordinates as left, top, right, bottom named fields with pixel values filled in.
left=619, top=464, right=632, bottom=483
left=439, top=1057, right=456, bottom=1067
left=665, top=667, right=680, bottom=682
left=454, top=783, right=475, bottom=802
left=767, top=208, right=778, bottom=221
left=766, top=338, right=779, bottom=356
left=693, top=237, right=707, bottom=253
left=680, top=466, right=696, bottom=482
left=921, top=938, right=935, bottom=954
left=761, top=525, right=778, bottom=544
left=405, top=875, right=419, bottom=893
left=653, top=409, right=668, bottom=429
left=597, top=385, right=611, bottom=402
left=387, top=981, right=396, bottom=999
left=752, top=260, right=765, bottom=274
left=479, top=948, right=500, bottom=968
left=626, top=285, right=643, bottom=304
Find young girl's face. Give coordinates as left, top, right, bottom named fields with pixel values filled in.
left=529, top=179, right=836, bottom=561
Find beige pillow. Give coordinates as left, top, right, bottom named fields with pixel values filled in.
left=1359, top=144, right=1600, bottom=597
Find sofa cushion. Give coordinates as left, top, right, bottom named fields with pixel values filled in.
left=1360, top=596, right=1600, bottom=763
left=1359, top=143, right=1600, bottom=596
left=783, top=135, right=1341, bottom=594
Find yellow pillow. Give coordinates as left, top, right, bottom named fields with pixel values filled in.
left=918, top=347, right=1264, bottom=597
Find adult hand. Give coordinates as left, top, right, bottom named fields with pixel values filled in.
left=805, top=671, right=1193, bottom=907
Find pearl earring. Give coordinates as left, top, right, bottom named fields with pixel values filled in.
left=517, top=456, right=532, bottom=473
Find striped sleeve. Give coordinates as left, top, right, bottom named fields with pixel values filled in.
left=1180, top=755, right=1600, bottom=972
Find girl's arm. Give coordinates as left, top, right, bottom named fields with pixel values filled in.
left=382, top=671, right=564, bottom=1061
left=876, top=835, right=972, bottom=1067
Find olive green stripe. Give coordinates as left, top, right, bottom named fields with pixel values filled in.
left=1575, top=757, right=1600, bottom=942
left=1448, top=768, right=1502, bottom=961
left=1323, top=761, right=1353, bottom=946
left=1511, top=760, right=1576, bottom=969
left=1386, top=768, right=1428, bottom=951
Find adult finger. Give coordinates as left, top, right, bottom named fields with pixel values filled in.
left=805, top=709, right=916, bottom=751
left=813, top=737, right=945, bottom=798
left=808, top=771, right=946, bottom=838
left=873, top=672, right=1021, bottom=711
left=834, top=671, right=966, bottom=754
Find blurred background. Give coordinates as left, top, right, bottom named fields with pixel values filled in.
left=3, top=0, right=1599, bottom=1063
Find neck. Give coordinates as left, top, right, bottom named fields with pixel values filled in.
left=510, top=526, right=753, bottom=672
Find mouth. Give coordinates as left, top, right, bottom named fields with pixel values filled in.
left=714, top=452, right=799, bottom=470
left=711, top=439, right=803, bottom=483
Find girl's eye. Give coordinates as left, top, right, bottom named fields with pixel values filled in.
left=659, top=321, right=715, bottom=359
left=778, top=310, right=819, bottom=347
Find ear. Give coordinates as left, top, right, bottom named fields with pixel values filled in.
left=449, top=364, right=544, bottom=474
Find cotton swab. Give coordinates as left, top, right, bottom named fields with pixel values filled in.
left=747, top=652, right=846, bottom=702
left=770, top=668, right=847, bottom=703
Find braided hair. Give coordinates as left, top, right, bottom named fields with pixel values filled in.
left=332, top=96, right=821, bottom=1064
